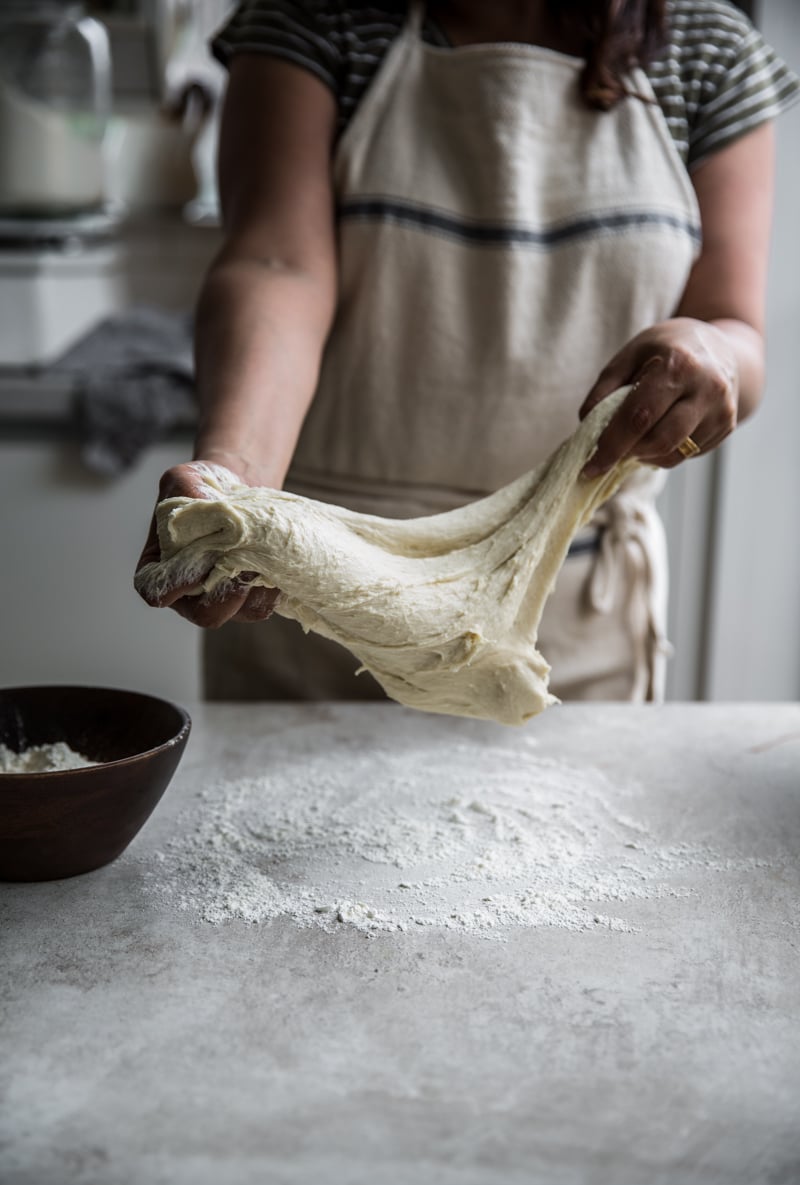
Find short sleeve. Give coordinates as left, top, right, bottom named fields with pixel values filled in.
left=210, top=0, right=346, bottom=97
left=668, top=2, right=800, bottom=169
left=209, top=2, right=412, bottom=136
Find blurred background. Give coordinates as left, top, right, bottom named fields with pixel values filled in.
left=0, top=0, right=797, bottom=704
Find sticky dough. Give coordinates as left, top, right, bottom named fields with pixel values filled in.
left=136, top=387, right=637, bottom=725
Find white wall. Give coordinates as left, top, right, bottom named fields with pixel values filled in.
left=662, top=0, right=800, bottom=701
left=0, top=443, right=200, bottom=702
left=0, top=221, right=216, bottom=703
left=705, top=0, right=800, bottom=700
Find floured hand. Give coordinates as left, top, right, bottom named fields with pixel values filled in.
left=135, top=460, right=280, bottom=627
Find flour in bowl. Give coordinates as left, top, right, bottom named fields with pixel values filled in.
left=0, top=742, right=96, bottom=773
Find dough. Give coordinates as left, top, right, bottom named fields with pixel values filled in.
left=136, top=386, right=638, bottom=725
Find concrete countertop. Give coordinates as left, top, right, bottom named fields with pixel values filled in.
left=2, top=702, right=799, bottom=1185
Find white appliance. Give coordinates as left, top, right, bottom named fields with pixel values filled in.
left=0, top=233, right=125, bottom=367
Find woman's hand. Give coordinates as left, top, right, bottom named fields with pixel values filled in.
left=135, top=460, right=280, bottom=628
left=579, top=317, right=740, bottom=476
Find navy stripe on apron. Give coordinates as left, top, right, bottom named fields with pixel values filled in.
left=339, top=196, right=703, bottom=248
left=567, top=532, right=601, bottom=558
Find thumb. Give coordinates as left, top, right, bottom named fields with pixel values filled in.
left=579, top=350, right=638, bottom=420
left=580, top=352, right=664, bottom=421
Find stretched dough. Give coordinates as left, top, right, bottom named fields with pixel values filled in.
left=136, top=386, right=638, bottom=725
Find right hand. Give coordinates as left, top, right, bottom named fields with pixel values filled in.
left=135, top=461, right=280, bottom=628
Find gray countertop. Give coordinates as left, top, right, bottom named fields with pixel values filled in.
left=2, top=702, right=799, bottom=1185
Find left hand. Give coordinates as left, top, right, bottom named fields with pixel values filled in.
left=580, top=318, right=740, bottom=476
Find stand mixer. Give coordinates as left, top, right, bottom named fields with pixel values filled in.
left=0, top=0, right=122, bottom=366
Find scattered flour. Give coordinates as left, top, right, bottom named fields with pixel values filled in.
left=139, top=740, right=750, bottom=939
left=0, top=741, right=96, bottom=774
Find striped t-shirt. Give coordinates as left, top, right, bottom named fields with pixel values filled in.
left=211, top=0, right=799, bottom=169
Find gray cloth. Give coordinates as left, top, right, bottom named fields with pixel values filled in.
left=57, top=306, right=196, bottom=476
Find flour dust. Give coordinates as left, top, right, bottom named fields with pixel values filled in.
left=138, top=737, right=746, bottom=939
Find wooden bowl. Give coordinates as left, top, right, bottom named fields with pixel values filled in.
left=0, top=685, right=191, bottom=882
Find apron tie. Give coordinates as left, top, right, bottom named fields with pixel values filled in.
left=588, top=492, right=674, bottom=701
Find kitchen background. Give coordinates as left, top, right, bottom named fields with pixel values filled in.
left=0, top=0, right=797, bottom=705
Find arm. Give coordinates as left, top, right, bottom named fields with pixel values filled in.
left=136, top=55, right=339, bottom=625
left=581, top=121, right=775, bottom=475
left=193, top=54, right=339, bottom=487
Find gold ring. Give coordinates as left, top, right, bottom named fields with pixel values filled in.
left=677, top=435, right=702, bottom=459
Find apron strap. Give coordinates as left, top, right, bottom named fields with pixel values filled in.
left=589, top=495, right=674, bottom=701
left=407, top=1, right=425, bottom=37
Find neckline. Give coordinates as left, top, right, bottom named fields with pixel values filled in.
left=421, top=36, right=587, bottom=68
left=417, top=3, right=587, bottom=66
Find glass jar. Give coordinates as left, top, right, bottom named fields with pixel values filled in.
left=0, top=2, right=112, bottom=218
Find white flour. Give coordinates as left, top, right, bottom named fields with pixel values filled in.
left=0, top=741, right=96, bottom=773
left=141, top=739, right=746, bottom=938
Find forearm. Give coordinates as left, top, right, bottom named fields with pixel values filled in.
left=674, top=124, right=775, bottom=427
left=192, top=254, right=335, bottom=487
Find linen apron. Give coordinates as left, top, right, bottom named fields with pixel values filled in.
left=205, top=1, right=701, bottom=704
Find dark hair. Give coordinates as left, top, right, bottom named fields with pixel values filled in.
left=549, top=0, right=669, bottom=110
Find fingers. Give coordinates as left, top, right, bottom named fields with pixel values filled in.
left=137, top=462, right=279, bottom=627
left=139, top=463, right=206, bottom=569
left=136, top=516, right=161, bottom=573
left=583, top=356, right=738, bottom=477
left=646, top=423, right=731, bottom=470
left=583, top=357, right=680, bottom=476
left=579, top=357, right=636, bottom=421
left=626, top=395, right=700, bottom=466
left=136, top=462, right=235, bottom=609
left=164, top=578, right=279, bottom=629
left=225, top=573, right=280, bottom=623
left=579, top=344, right=663, bottom=419
left=231, top=585, right=280, bottom=623
left=135, top=524, right=214, bottom=609
left=170, top=592, right=246, bottom=628
left=581, top=319, right=741, bottom=477
left=145, top=575, right=211, bottom=609
left=629, top=368, right=737, bottom=469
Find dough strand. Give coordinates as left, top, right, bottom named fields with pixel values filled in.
left=136, top=387, right=638, bottom=724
